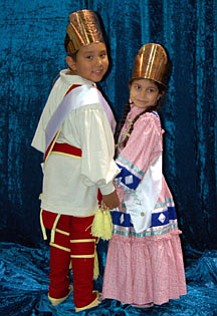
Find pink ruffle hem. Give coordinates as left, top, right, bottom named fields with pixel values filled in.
left=102, top=230, right=187, bottom=306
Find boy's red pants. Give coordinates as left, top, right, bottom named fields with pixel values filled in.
left=41, top=210, right=98, bottom=309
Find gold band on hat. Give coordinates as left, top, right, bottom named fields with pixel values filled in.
left=66, top=10, right=104, bottom=53
left=131, top=43, right=170, bottom=87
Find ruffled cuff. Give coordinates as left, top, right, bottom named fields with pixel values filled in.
left=98, top=182, right=115, bottom=195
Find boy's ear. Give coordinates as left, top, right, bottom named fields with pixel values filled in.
left=66, top=55, right=76, bottom=70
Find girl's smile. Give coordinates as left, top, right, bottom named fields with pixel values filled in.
left=130, top=78, right=160, bottom=109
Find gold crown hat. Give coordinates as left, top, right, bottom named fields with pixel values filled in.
left=131, top=43, right=170, bottom=87
left=66, top=9, right=104, bottom=53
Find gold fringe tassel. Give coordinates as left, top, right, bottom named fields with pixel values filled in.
left=91, top=208, right=113, bottom=241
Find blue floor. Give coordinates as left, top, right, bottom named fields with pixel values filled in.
left=0, top=242, right=217, bottom=316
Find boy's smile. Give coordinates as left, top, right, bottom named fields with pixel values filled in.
left=67, top=42, right=109, bottom=82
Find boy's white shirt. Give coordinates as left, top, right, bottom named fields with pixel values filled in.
left=31, top=70, right=119, bottom=217
left=44, top=84, right=116, bottom=152
left=32, top=71, right=97, bottom=153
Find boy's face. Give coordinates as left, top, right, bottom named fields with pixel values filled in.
left=66, top=42, right=109, bottom=82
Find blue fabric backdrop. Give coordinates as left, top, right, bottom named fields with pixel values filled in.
left=0, top=0, right=217, bottom=315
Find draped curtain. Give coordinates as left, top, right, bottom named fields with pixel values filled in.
left=0, top=0, right=216, bottom=251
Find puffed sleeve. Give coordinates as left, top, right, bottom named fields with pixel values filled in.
left=78, top=104, right=120, bottom=195
left=31, top=77, right=64, bottom=153
left=116, top=112, right=162, bottom=190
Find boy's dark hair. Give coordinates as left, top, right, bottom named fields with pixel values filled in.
left=64, top=33, right=78, bottom=59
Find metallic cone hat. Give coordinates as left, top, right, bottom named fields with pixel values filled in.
left=66, top=9, right=104, bottom=53
left=131, top=43, right=170, bottom=87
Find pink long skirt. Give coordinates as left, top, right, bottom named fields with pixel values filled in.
left=102, top=230, right=187, bottom=306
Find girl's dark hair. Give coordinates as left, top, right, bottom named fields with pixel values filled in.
left=115, top=81, right=166, bottom=152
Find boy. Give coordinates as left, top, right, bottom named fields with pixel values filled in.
left=31, top=9, right=120, bottom=312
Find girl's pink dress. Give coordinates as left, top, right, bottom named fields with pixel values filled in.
left=102, top=107, right=187, bottom=306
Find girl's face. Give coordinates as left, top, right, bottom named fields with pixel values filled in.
left=130, top=79, right=161, bottom=109
left=66, top=42, right=109, bottom=82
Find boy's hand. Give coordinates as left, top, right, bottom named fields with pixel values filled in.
left=102, top=190, right=120, bottom=210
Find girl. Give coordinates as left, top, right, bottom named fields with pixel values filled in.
left=102, top=43, right=187, bottom=308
